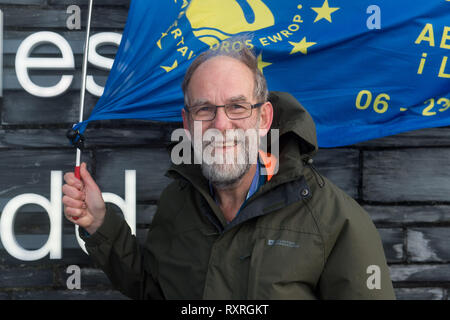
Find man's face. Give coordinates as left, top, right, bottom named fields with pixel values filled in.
left=182, top=55, right=269, bottom=188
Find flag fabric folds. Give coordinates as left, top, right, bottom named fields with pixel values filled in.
left=73, top=0, right=450, bottom=147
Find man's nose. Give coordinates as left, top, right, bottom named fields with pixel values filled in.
left=212, top=106, right=233, bottom=131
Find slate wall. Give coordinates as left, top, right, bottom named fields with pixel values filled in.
left=0, top=1, right=448, bottom=300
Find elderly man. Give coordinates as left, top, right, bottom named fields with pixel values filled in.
left=62, top=42, right=395, bottom=300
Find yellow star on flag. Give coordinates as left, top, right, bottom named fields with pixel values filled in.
left=257, top=53, right=272, bottom=74
left=156, top=32, right=168, bottom=49
left=311, top=0, right=340, bottom=23
left=288, top=37, right=316, bottom=55
left=161, top=60, right=178, bottom=72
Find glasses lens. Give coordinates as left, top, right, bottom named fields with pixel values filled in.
left=225, top=103, right=252, bottom=119
left=192, top=105, right=216, bottom=120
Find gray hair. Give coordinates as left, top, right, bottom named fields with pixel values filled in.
left=181, top=36, right=269, bottom=107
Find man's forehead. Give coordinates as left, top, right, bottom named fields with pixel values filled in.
left=187, top=55, right=255, bottom=105
left=193, top=55, right=253, bottom=81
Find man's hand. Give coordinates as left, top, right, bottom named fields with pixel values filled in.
left=62, top=162, right=106, bottom=235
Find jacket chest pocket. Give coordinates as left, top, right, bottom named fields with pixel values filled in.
left=247, top=229, right=324, bottom=299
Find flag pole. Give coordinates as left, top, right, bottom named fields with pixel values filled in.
left=75, top=0, right=94, bottom=179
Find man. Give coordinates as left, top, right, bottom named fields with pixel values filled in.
left=62, top=42, right=395, bottom=299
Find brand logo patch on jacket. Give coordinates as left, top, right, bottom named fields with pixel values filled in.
left=267, top=239, right=299, bottom=248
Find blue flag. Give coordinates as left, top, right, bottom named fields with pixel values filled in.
left=73, top=0, right=450, bottom=147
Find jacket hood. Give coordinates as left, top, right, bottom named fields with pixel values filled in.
left=267, top=91, right=318, bottom=159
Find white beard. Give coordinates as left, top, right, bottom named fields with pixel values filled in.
left=193, top=123, right=260, bottom=189
left=201, top=139, right=252, bottom=189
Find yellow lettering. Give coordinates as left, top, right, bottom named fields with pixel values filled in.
left=422, top=98, right=436, bottom=116
left=177, top=37, right=185, bottom=46
left=440, top=26, right=450, bottom=49
left=288, top=23, right=300, bottom=32
left=245, top=39, right=254, bottom=49
left=437, top=97, right=450, bottom=112
left=356, top=90, right=372, bottom=110
left=171, top=28, right=182, bottom=39
left=210, top=42, right=220, bottom=51
left=268, top=33, right=282, bottom=43
left=259, top=37, right=270, bottom=46
left=177, top=46, right=188, bottom=57
left=373, top=93, right=390, bottom=114
left=417, top=52, right=428, bottom=74
left=438, top=56, right=450, bottom=78
left=415, top=23, right=435, bottom=47
left=293, top=14, right=303, bottom=23
left=280, top=30, right=292, bottom=38
left=232, top=41, right=243, bottom=51
left=220, top=41, right=230, bottom=52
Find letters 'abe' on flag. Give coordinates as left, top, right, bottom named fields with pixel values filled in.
left=72, top=0, right=450, bottom=148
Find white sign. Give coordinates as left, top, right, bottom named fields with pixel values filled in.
left=0, top=171, right=62, bottom=261
left=87, top=32, right=122, bottom=96
left=0, top=170, right=136, bottom=261
left=15, top=32, right=75, bottom=98
left=0, top=8, right=122, bottom=97
left=14, top=31, right=121, bottom=98
left=0, top=8, right=129, bottom=261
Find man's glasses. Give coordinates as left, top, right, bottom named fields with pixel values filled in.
left=185, top=102, right=264, bottom=121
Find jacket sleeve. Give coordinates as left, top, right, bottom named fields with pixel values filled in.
left=80, top=204, right=164, bottom=300
left=317, top=191, right=396, bottom=300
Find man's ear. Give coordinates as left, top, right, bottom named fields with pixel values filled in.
left=258, top=101, right=273, bottom=137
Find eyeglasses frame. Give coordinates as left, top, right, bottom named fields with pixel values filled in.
left=184, top=102, right=264, bottom=121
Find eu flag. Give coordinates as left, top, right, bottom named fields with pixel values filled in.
left=73, top=0, right=450, bottom=147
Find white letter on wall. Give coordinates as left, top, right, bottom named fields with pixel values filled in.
left=15, top=31, right=75, bottom=97
left=86, top=32, right=122, bottom=96
left=0, top=171, right=62, bottom=261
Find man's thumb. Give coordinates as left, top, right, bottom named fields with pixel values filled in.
left=79, top=162, right=95, bottom=186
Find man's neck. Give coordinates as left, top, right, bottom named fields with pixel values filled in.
left=212, top=163, right=257, bottom=222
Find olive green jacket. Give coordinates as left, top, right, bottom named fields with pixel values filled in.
left=82, top=91, right=396, bottom=300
